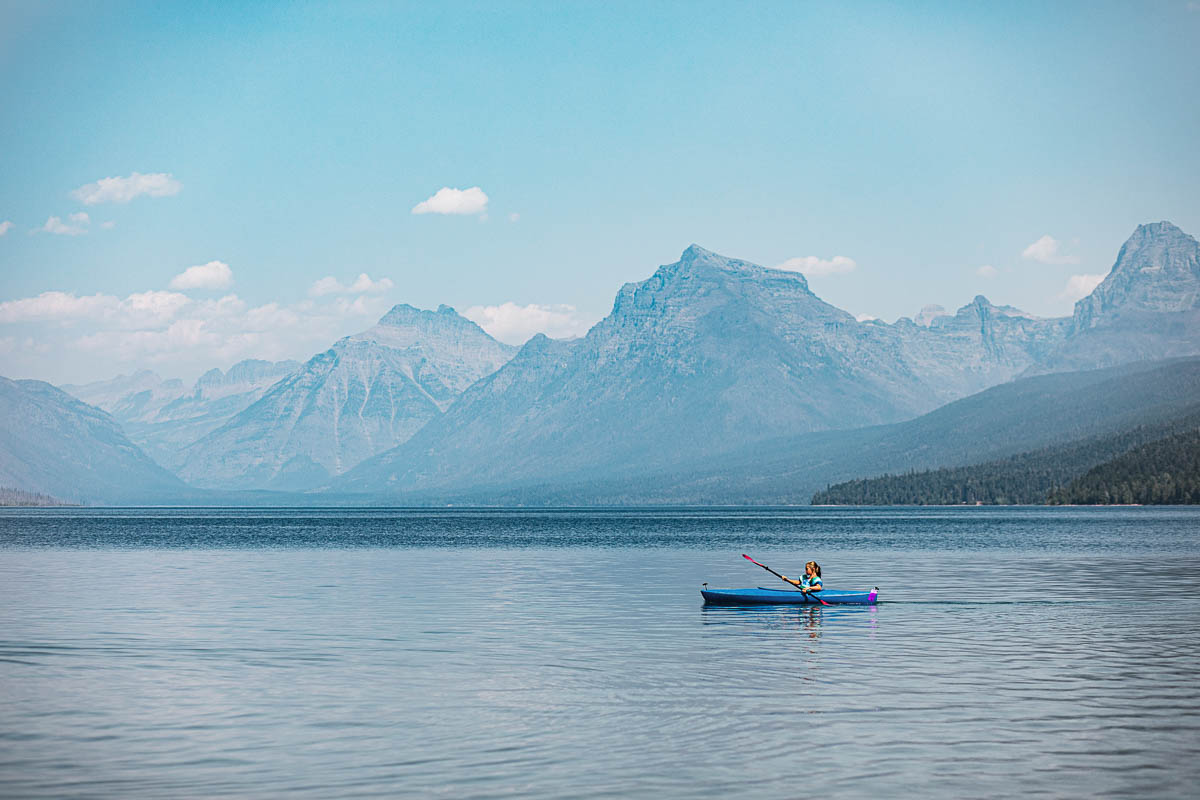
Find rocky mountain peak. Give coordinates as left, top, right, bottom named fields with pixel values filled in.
left=1125, top=220, right=1191, bottom=247
left=1074, top=221, right=1200, bottom=330
left=954, top=296, right=1035, bottom=319
left=373, top=303, right=478, bottom=331
left=191, top=359, right=299, bottom=400
left=609, top=245, right=818, bottom=323
left=178, top=296, right=517, bottom=489
left=377, top=303, right=425, bottom=327
left=359, top=303, right=512, bottom=357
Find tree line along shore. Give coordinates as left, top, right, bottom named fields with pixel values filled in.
left=813, top=427, right=1200, bottom=506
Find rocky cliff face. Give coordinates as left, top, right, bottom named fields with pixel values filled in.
left=1033, top=221, right=1200, bottom=373
left=1074, top=221, right=1200, bottom=330
left=177, top=305, right=516, bottom=490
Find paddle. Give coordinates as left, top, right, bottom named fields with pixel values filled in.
left=741, top=553, right=830, bottom=606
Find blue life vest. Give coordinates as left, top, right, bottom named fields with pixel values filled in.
left=801, top=572, right=823, bottom=590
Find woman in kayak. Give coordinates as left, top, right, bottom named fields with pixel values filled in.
left=782, top=561, right=822, bottom=593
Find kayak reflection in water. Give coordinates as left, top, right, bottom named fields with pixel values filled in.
left=780, top=561, right=823, bottom=594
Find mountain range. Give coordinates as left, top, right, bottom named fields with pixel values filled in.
left=177, top=305, right=515, bottom=489
left=5, top=220, right=1197, bottom=505
left=332, top=222, right=1199, bottom=499
left=64, top=359, right=300, bottom=471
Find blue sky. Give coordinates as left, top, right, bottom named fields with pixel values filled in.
left=1, top=0, right=1198, bottom=383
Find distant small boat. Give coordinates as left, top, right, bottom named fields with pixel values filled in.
left=701, top=586, right=879, bottom=605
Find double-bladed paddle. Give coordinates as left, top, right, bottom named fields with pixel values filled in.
left=742, top=553, right=830, bottom=606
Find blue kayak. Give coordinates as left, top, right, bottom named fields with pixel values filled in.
left=701, top=586, right=879, bottom=605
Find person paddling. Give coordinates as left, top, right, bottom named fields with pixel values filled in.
left=781, top=561, right=823, bottom=594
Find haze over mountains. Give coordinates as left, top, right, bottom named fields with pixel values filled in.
left=5, top=221, right=1198, bottom=505
left=177, top=305, right=515, bottom=489
left=64, top=359, right=300, bottom=471
left=0, top=377, right=184, bottom=504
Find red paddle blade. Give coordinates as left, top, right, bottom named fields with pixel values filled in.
left=742, top=553, right=761, bottom=566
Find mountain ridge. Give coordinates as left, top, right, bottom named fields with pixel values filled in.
left=332, top=222, right=1200, bottom=500
left=176, top=304, right=516, bottom=490
left=0, top=377, right=185, bottom=504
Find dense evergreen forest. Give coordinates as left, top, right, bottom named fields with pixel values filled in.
left=811, top=418, right=1200, bottom=506
left=1048, top=428, right=1200, bottom=504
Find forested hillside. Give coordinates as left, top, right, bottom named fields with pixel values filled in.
left=1048, top=429, right=1200, bottom=505
left=810, top=413, right=1200, bottom=505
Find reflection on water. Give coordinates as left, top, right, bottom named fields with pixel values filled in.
left=1, top=507, right=1198, bottom=798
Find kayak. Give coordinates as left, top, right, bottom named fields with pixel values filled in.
left=701, top=586, right=879, bottom=605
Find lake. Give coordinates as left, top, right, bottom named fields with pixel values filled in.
left=2, top=507, right=1198, bottom=797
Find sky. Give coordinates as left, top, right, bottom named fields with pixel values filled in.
left=1, top=0, right=1198, bottom=385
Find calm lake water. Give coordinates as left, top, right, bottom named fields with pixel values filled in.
left=2, top=507, right=1198, bottom=798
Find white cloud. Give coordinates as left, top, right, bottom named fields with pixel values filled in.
left=71, top=172, right=182, bottom=205
left=855, top=313, right=877, bottom=322
left=0, top=221, right=13, bottom=236
left=118, top=291, right=193, bottom=328
left=39, top=212, right=90, bottom=236
left=62, top=298, right=368, bottom=376
left=1, top=282, right=407, bottom=384
left=775, top=255, right=857, bottom=276
left=0, top=291, right=117, bottom=322
left=309, top=272, right=395, bottom=297
left=1060, top=274, right=1105, bottom=301
left=0, top=289, right=192, bottom=327
left=412, top=186, right=489, bottom=215
left=333, top=295, right=392, bottom=317
left=190, top=294, right=247, bottom=321
left=977, top=264, right=998, bottom=278
left=100, top=221, right=116, bottom=230
left=463, top=302, right=597, bottom=344
left=169, top=260, right=233, bottom=290
left=509, top=213, right=520, bottom=223
left=1022, top=235, right=1079, bottom=265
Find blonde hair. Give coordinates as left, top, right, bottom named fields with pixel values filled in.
left=806, top=561, right=821, bottom=578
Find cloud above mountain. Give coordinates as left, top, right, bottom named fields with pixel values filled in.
left=309, top=273, right=395, bottom=297
left=1060, top=274, right=1105, bottom=301
left=0, top=289, right=190, bottom=328
left=1022, top=235, right=1079, bottom=265
left=71, top=172, right=182, bottom=205
left=412, top=186, right=489, bottom=215
left=463, top=302, right=596, bottom=344
left=776, top=255, right=857, bottom=276
left=0, top=280, right=394, bottom=384
left=169, top=261, right=233, bottom=290
left=0, top=291, right=117, bottom=323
